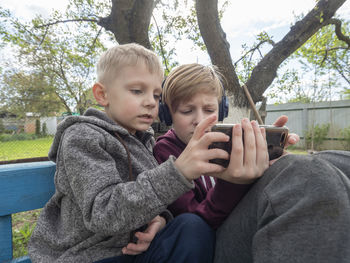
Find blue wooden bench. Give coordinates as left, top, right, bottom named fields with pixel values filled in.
left=0, top=162, right=56, bottom=263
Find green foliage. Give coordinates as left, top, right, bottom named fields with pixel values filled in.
left=340, top=126, right=350, bottom=151
left=42, top=122, right=48, bottom=137
left=0, top=133, right=39, bottom=142
left=151, top=0, right=228, bottom=75
left=12, top=210, right=41, bottom=258
left=236, top=31, right=275, bottom=83
left=0, top=71, right=63, bottom=118
left=305, top=123, right=330, bottom=150
left=35, top=119, right=41, bottom=136
left=293, top=19, right=350, bottom=96
left=0, top=119, right=4, bottom=133
left=0, top=1, right=108, bottom=115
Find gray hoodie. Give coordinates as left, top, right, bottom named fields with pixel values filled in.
left=28, top=108, right=194, bottom=263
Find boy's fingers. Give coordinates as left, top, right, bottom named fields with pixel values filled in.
left=192, top=114, right=217, bottom=141
left=201, top=131, right=230, bottom=148
left=135, top=231, right=155, bottom=243
left=272, top=115, right=288, bottom=127
left=123, top=241, right=150, bottom=254
left=203, top=162, right=227, bottom=175
left=230, top=124, right=244, bottom=167
left=242, top=119, right=256, bottom=166
left=207, top=148, right=230, bottom=161
left=286, top=133, right=299, bottom=147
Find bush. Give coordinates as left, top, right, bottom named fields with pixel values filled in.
left=305, top=123, right=330, bottom=151
left=0, top=133, right=38, bottom=142
left=340, top=126, right=350, bottom=151
left=41, top=122, right=48, bottom=137
left=35, top=119, right=41, bottom=136
left=0, top=119, right=5, bottom=133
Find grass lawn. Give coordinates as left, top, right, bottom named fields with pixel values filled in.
left=0, top=137, right=53, bottom=161
left=288, top=148, right=308, bottom=155
left=12, top=209, right=41, bottom=258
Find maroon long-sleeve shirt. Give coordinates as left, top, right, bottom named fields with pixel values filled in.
left=153, top=128, right=252, bottom=229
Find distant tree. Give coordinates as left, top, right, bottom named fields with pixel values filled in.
left=294, top=19, right=350, bottom=99
left=35, top=119, right=41, bottom=136
left=41, top=122, right=48, bottom=137
left=0, top=119, right=5, bottom=133
left=1, top=0, right=349, bottom=119
left=0, top=5, right=106, bottom=115
left=0, top=71, right=63, bottom=117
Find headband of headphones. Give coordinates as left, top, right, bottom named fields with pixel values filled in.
left=158, top=82, right=228, bottom=126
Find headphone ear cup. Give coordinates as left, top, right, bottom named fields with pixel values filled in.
left=218, top=95, right=229, bottom=121
left=158, top=102, right=172, bottom=126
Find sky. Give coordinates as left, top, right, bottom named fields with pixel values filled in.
left=1, top=0, right=349, bottom=101
left=1, top=0, right=349, bottom=64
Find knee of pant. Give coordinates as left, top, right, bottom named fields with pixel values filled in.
left=173, top=213, right=215, bottom=254
left=174, top=213, right=214, bottom=236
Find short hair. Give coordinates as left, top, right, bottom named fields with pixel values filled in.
left=97, top=43, right=164, bottom=85
left=162, top=63, right=224, bottom=112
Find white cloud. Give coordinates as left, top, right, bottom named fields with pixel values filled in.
left=1, top=0, right=68, bottom=20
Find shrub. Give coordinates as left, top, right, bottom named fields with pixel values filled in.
left=0, top=133, right=38, bottom=142
left=305, top=123, right=330, bottom=151
left=340, top=126, right=350, bottom=151
left=0, top=119, right=5, bottom=133
left=35, top=119, right=41, bottom=136
left=41, top=122, right=48, bottom=137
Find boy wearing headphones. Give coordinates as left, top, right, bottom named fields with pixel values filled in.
left=154, top=63, right=350, bottom=263
left=154, top=63, right=269, bottom=229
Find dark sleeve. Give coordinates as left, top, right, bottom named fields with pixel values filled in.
left=168, top=178, right=251, bottom=229
left=154, top=137, right=252, bottom=230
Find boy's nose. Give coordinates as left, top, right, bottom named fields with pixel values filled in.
left=144, top=94, right=156, bottom=107
left=193, top=111, right=205, bottom=125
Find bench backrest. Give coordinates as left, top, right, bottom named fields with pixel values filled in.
left=0, top=161, right=56, bottom=263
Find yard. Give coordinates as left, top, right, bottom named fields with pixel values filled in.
left=0, top=137, right=53, bottom=161
left=3, top=137, right=307, bottom=258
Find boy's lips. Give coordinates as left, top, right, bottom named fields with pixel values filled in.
left=138, top=114, right=154, bottom=122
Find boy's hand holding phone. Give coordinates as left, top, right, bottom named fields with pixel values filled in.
left=174, top=115, right=230, bottom=181
left=209, top=119, right=270, bottom=184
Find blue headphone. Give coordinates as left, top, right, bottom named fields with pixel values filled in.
left=158, top=83, right=229, bottom=126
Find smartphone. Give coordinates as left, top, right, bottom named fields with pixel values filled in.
left=209, top=124, right=289, bottom=167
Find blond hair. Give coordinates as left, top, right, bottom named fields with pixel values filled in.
left=162, top=63, right=224, bottom=112
left=97, top=43, right=164, bottom=85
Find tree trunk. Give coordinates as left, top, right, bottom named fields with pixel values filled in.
left=98, top=0, right=155, bottom=49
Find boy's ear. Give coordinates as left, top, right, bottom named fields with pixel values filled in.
left=93, top=83, right=109, bottom=107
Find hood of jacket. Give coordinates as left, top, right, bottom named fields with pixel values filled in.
left=49, top=107, right=154, bottom=162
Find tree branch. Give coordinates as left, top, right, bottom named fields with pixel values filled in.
left=246, top=0, right=347, bottom=103
left=152, top=14, right=169, bottom=73
left=326, top=18, right=350, bottom=47
left=35, top=18, right=99, bottom=28
left=234, top=39, right=274, bottom=67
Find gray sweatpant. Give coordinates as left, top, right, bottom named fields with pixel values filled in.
left=215, top=150, right=350, bottom=263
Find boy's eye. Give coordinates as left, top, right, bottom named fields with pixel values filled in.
left=180, top=110, right=192, bottom=115
left=131, top=89, right=142, bottom=95
left=154, top=94, right=161, bottom=100
left=205, top=109, right=215, bottom=113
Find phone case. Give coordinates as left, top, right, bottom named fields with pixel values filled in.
left=209, top=124, right=289, bottom=167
